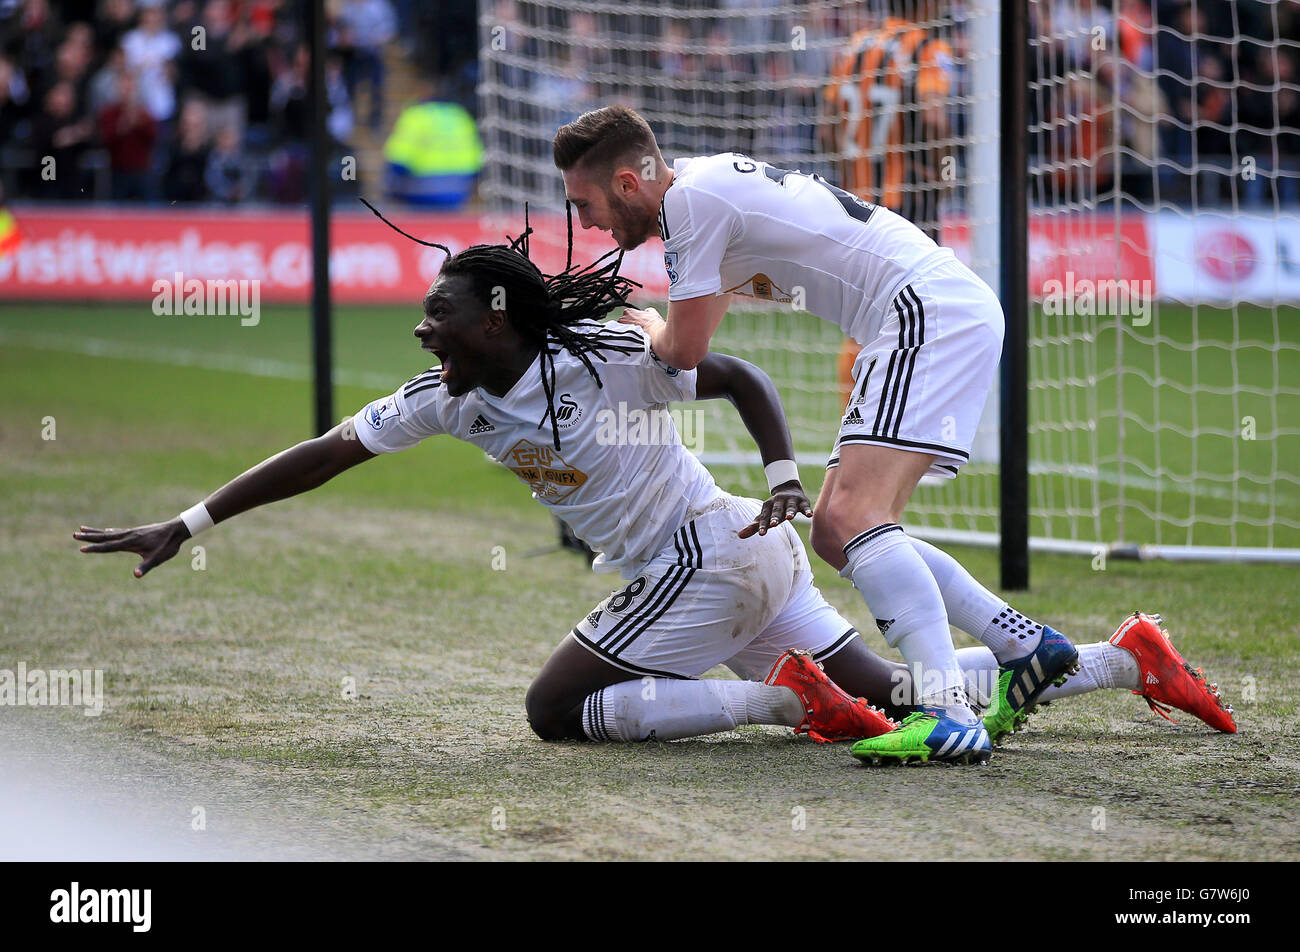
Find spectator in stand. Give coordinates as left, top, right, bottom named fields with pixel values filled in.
left=204, top=124, right=253, bottom=202
left=0, top=53, right=31, bottom=149
left=1270, top=49, right=1300, bottom=206
left=269, top=41, right=309, bottom=141
left=163, top=97, right=210, bottom=201
left=88, top=43, right=126, bottom=115
left=178, top=0, right=248, bottom=140
left=32, top=81, right=94, bottom=199
left=1193, top=50, right=1233, bottom=199
left=267, top=42, right=309, bottom=202
left=1155, top=1, right=1200, bottom=196
left=1117, top=0, right=1154, bottom=71
left=98, top=69, right=156, bottom=200
left=238, top=4, right=274, bottom=147
left=1112, top=3, right=1167, bottom=205
left=699, top=27, right=752, bottom=156
left=325, top=52, right=354, bottom=148
left=122, top=0, right=181, bottom=126
left=336, top=0, right=395, bottom=132
left=533, top=44, right=591, bottom=132
left=53, top=24, right=96, bottom=112
left=7, top=0, right=61, bottom=102
left=95, top=0, right=139, bottom=65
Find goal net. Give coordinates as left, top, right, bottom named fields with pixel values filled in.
left=1023, top=0, right=1299, bottom=560
left=476, top=0, right=1300, bottom=562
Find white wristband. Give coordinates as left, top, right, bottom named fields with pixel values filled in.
left=179, top=502, right=215, bottom=537
left=764, top=459, right=800, bottom=493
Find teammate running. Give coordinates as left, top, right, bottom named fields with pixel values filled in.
left=552, top=105, right=1234, bottom=763
left=74, top=222, right=1235, bottom=755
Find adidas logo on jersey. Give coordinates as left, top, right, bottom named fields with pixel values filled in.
left=875, top=618, right=894, bottom=634
left=586, top=609, right=603, bottom=628
left=469, top=414, right=495, bottom=435
left=844, top=406, right=864, bottom=424
left=1146, top=672, right=1160, bottom=685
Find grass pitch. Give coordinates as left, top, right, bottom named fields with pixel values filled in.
left=2, top=303, right=1298, bottom=860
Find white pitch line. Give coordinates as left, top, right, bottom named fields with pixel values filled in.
left=0, top=328, right=404, bottom=392
left=700, top=456, right=1294, bottom=509
left=7, top=328, right=1295, bottom=510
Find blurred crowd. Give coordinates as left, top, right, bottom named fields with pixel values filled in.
left=1028, top=0, right=1300, bottom=207
left=474, top=0, right=1300, bottom=212
left=3, top=0, right=1298, bottom=210
left=0, top=0, right=407, bottom=203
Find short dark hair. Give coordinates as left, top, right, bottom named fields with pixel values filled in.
left=552, top=105, right=662, bottom=177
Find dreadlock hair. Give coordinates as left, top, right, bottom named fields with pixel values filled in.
left=361, top=198, right=641, bottom=451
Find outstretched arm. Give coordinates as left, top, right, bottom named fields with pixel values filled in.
left=74, top=421, right=376, bottom=578
left=694, top=352, right=811, bottom=539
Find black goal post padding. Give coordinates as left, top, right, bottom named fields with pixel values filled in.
left=308, top=0, right=334, bottom=437
left=1000, top=0, right=1030, bottom=591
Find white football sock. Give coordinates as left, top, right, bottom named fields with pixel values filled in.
left=581, top=679, right=803, bottom=742
left=1036, top=641, right=1139, bottom=700
left=953, top=646, right=1000, bottom=713
left=907, top=538, right=1042, bottom=663
left=979, top=607, right=1046, bottom=663
left=947, top=643, right=1140, bottom=708
left=842, top=524, right=977, bottom=725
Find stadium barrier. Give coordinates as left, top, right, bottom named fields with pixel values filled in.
left=2, top=205, right=1298, bottom=305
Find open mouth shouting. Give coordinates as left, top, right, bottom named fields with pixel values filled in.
left=424, top=344, right=451, bottom=386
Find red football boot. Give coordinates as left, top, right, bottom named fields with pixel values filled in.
left=1109, top=612, right=1237, bottom=733
left=764, top=649, right=897, bottom=743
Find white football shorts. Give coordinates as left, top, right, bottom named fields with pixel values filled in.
left=828, top=257, right=1005, bottom=478
left=570, top=493, right=859, bottom=679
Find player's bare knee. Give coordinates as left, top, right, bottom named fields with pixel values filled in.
left=823, top=491, right=894, bottom=546
left=527, top=713, right=569, bottom=742
left=524, top=681, right=552, bottom=734
left=809, top=512, right=845, bottom=566
left=524, top=681, right=569, bottom=741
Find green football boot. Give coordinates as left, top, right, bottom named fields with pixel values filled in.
left=850, top=708, right=992, bottom=765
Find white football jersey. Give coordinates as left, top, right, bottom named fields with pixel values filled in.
left=352, top=322, right=720, bottom=577
left=660, top=153, right=961, bottom=345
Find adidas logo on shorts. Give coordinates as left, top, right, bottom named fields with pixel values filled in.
left=844, top=406, right=863, bottom=424
left=469, top=414, right=495, bottom=435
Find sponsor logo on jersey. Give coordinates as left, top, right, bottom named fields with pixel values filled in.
left=468, top=414, right=495, bottom=435
left=502, top=439, right=589, bottom=502
left=664, top=251, right=679, bottom=286
left=554, top=393, right=583, bottom=428
left=366, top=399, right=400, bottom=430
left=724, top=272, right=792, bottom=303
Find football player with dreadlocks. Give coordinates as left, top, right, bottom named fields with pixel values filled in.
left=74, top=210, right=1235, bottom=751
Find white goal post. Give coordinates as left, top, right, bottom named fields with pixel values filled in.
left=476, top=0, right=1300, bottom=563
